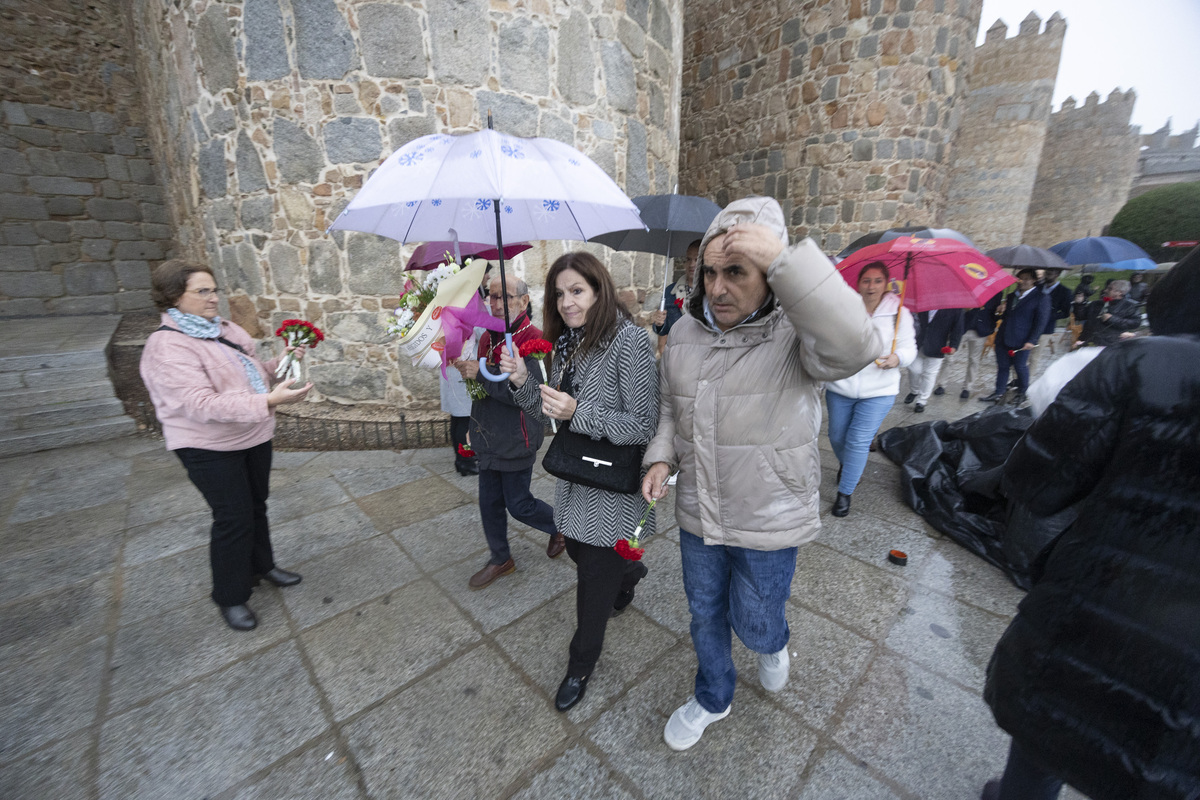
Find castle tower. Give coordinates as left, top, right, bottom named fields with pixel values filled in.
left=677, top=0, right=985, bottom=254
left=0, top=1, right=170, bottom=317
left=941, top=12, right=1065, bottom=250
left=1023, top=88, right=1141, bottom=247
left=1131, top=119, right=1200, bottom=199
left=125, top=0, right=683, bottom=405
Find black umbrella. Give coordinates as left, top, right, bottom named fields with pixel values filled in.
left=985, top=245, right=1071, bottom=271
left=590, top=193, right=721, bottom=310
left=838, top=225, right=976, bottom=260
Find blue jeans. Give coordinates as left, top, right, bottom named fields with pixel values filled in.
left=994, top=345, right=1031, bottom=394
left=679, top=529, right=797, bottom=713
left=825, top=391, right=895, bottom=495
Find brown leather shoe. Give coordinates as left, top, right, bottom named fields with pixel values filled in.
left=468, top=558, right=515, bottom=589
left=546, top=532, right=566, bottom=559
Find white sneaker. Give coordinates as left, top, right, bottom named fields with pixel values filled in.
left=758, top=646, right=790, bottom=692
left=663, top=696, right=731, bottom=751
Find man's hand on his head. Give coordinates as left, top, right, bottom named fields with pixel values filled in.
left=713, top=224, right=783, bottom=276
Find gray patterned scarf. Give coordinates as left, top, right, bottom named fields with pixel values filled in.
left=166, top=308, right=268, bottom=394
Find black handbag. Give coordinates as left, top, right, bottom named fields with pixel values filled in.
left=543, top=426, right=644, bottom=494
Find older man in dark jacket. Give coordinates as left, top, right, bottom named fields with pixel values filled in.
left=1075, top=279, right=1141, bottom=346
left=456, top=276, right=564, bottom=589
left=981, top=248, right=1200, bottom=800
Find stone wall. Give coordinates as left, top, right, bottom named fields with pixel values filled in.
left=1023, top=90, right=1141, bottom=248
left=128, top=0, right=682, bottom=407
left=677, top=0, right=983, bottom=255
left=0, top=0, right=171, bottom=316
left=1130, top=120, right=1200, bottom=199
left=941, top=12, right=1062, bottom=250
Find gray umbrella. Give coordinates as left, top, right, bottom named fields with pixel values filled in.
left=590, top=193, right=721, bottom=309
left=986, top=245, right=1072, bottom=271
left=838, top=225, right=976, bottom=260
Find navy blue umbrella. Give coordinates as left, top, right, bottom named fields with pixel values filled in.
left=1049, top=236, right=1151, bottom=266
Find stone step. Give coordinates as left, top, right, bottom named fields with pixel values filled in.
left=0, top=381, right=117, bottom=410
left=22, top=364, right=114, bottom=389
left=4, top=397, right=128, bottom=431
left=0, top=416, right=138, bottom=458
left=0, top=349, right=106, bottom=373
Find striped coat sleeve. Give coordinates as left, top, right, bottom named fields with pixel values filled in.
left=569, top=324, right=659, bottom=446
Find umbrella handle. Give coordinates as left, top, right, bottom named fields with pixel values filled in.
left=478, top=333, right=515, bottom=382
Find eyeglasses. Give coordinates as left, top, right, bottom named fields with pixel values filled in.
left=188, top=288, right=220, bottom=297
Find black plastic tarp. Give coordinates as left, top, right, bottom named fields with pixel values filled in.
left=876, top=405, right=1076, bottom=590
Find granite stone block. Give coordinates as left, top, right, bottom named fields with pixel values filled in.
left=0, top=731, right=92, bottom=800
left=282, top=535, right=417, bottom=629
left=98, top=642, right=326, bottom=800
left=359, top=3, right=425, bottom=79
left=118, top=547, right=212, bottom=626
left=883, top=585, right=1010, bottom=688
left=303, top=577, right=480, bottom=718
left=511, top=747, right=637, bottom=800
left=227, top=734, right=360, bottom=800
left=244, top=0, right=291, bottom=80
left=0, top=636, right=106, bottom=761
left=832, top=653, right=1009, bottom=800
left=196, top=6, right=239, bottom=92
left=236, top=131, right=267, bottom=193
left=797, top=749, right=902, bottom=799
left=268, top=502, right=382, bottom=564
left=294, top=0, right=359, bottom=79
left=557, top=13, right=597, bottom=105
left=107, top=592, right=290, bottom=712
left=789, top=543, right=910, bottom=640
left=343, top=646, right=569, bottom=798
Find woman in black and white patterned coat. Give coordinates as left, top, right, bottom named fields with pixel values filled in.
left=501, top=251, right=659, bottom=713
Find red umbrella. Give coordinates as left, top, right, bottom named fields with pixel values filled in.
left=406, top=240, right=532, bottom=271
left=836, top=237, right=1014, bottom=312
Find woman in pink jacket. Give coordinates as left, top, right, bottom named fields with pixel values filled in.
left=140, top=260, right=312, bottom=631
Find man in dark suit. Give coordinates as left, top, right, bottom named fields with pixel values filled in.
left=904, top=308, right=964, bottom=412
left=1029, top=268, right=1073, bottom=375
left=981, top=268, right=1050, bottom=405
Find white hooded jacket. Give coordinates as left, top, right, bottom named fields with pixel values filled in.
left=824, top=292, right=917, bottom=399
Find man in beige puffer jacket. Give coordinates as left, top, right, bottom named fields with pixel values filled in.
left=642, top=196, right=880, bottom=750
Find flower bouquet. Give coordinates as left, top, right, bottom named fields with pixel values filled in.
left=387, top=255, right=496, bottom=370
left=274, top=319, right=323, bottom=383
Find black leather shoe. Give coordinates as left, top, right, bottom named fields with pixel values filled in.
left=933, top=385, right=945, bottom=395
left=555, top=674, right=588, bottom=711
left=456, top=459, right=479, bottom=476
left=914, top=403, right=925, bottom=413
left=979, top=392, right=1005, bottom=403
left=903, top=392, right=916, bottom=404
left=960, top=389, right=971, bottom=400
left=256, top=568, right=302, bottom=587
left=220, top=604, right=257, bottom=631
left=831, top=492, right=851, bottom=517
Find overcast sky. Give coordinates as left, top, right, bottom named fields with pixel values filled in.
left=978, top=0, right=1200, bottom=134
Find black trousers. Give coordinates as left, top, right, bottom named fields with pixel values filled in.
left=564, top=537, right=645, bottom=678
left=450, top=416, right=474, bottom=469
left=478, top=466, right=556, bottom=564
left=176, top=440, right=275, bottom=607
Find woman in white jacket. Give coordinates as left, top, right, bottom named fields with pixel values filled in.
left=824, top=262, right=916, bottom=517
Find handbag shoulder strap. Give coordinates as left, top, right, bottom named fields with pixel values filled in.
left=155, top=325, right=246, bottom=354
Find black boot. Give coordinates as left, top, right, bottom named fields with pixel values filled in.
left=219, top=604, right=257, bottom=631
left=256, top=568, right=302, bottom=587
left=831, top=492, right=851, bottom=517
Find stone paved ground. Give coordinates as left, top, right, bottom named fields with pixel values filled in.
left=0, top=349, right=1089, bottom=800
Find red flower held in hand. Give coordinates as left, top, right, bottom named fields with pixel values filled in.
left=674, top=298, right=684, bottom=309
left=941, top=346, right=953, bottom=354
left=519, top=338, right=553, bottom=359
left=275, top=319, right=323, bottom=348
left=1007, top=349, right=1017, bottom=357
left=615, top=539, right=645, bottom=561
left=457, top=443, right=475, bottom=458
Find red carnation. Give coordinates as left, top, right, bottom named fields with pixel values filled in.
left=614, top=539, right=645, bottom=561
left=674, top=298, right=684, bottom=309
left=457, top=443, right=475, bottom=458
left=520, top=338, right=553, bottom=359
left=1007, top=349, right=1017, bottom=357
left=941, top=346, right=953, bottom=354
left=275, top=319, right=322, bottom=349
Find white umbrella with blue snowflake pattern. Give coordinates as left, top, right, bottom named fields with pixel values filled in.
left=329, top=124, right=644, bottom=379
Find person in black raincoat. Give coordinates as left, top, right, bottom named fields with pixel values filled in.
left=980, top=248, right=1200, bottom=800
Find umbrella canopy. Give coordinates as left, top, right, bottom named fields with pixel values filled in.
left=589, top=194, right=721, bottom=256
left=329, top=129, right=643, bottom=246
left=836, top=237, right=1014, bottom=312
left=986, top=245, right=1071, bottom=271
left=838, top=225, right=977, bottom=260
left=330, top=125, right=643, bottom=380
left=1049, top=236, right=1152, bottom=265
left=406, top=240, right=532, bottom=272
left=1083, top=257, right=1157, bottom=273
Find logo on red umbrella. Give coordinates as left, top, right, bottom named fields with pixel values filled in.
left=962, top=262, right=987, bottom=280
